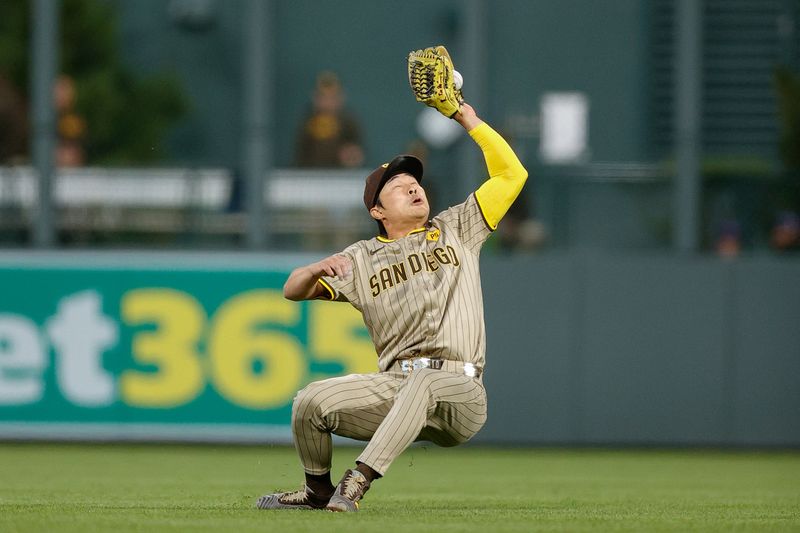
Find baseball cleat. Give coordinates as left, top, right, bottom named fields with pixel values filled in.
left=256, top=485, right=330, bottom=510
left=326, top=469, right=371, bottom=512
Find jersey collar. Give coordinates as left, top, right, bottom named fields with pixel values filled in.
left=376, top=227, right=427, bottom=243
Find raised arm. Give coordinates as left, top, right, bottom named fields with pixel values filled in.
left=454, top=103, right=529, bottom=230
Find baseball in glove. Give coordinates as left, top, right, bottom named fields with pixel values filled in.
left=407, top=45, right=464, bottom=118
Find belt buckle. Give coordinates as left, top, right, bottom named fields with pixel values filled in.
left=399, top=357, right=432, bottom=373
left=399, top=357, right=454, bottom=374
left=413, top=357, right=431, bottom=371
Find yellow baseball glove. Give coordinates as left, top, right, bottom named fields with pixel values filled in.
left=407, top=45, right=464, bottom=118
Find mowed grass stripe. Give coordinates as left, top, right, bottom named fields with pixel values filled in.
left=0, top=444, right=798, bottom=532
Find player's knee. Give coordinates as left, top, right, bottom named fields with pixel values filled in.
left=292, top=381, right=325, bottom=421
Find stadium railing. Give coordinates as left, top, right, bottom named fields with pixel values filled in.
left=0, top=166, right=373, bottom=248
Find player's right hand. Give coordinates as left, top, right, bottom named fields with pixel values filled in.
left=310, top=254, right=352, bottom=280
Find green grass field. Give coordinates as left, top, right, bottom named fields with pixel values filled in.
left=0, top=443, right=798, bottom=532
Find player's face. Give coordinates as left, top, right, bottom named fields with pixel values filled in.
left=375, top=173, right=429, bottom=226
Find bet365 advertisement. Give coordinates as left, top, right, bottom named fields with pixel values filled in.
left=0, top=260, right=376, bottom=441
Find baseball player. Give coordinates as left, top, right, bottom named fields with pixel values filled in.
left=257, top=46, right=527, bottom=512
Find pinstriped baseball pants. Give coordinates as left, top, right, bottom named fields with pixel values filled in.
left=291, top=368, right=487, bottom=476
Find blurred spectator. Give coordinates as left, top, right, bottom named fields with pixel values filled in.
left=0, top=74, right=28, bottom=164
left=714, top=219, right=741, bottom=258
left=294, top=71, right=364, bottom=168
left=770, top=211, right=800, bottom=252
left=54, top=75, right=86, bottom=167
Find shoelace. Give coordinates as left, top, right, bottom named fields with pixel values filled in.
left=340, top=473, right=366, bottom=500
left=279, top=487, right=310, bottom=504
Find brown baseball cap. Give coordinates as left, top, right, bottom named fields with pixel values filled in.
left=363, top=155, right=424, bottom=211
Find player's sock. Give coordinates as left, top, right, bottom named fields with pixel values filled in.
left=304, top=472, right=335, bottom=500
left=355, top=461, right=381, bottom=483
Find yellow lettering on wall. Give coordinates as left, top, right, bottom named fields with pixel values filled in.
left=309, top=302, right=377, bottom=375
left=120, top=289, right=205, bottom=407
left=208, top=290, right=303, bottom=409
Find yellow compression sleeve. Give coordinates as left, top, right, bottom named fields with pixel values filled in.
left=469, top=122, right=529, bottom=230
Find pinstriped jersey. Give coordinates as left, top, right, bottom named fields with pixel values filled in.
left=320, top=193, right=492, bottom=372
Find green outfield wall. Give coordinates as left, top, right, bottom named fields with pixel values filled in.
left=0, top=251, right=798, bottom=446
left=480, top=252, right=800, bottom=447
